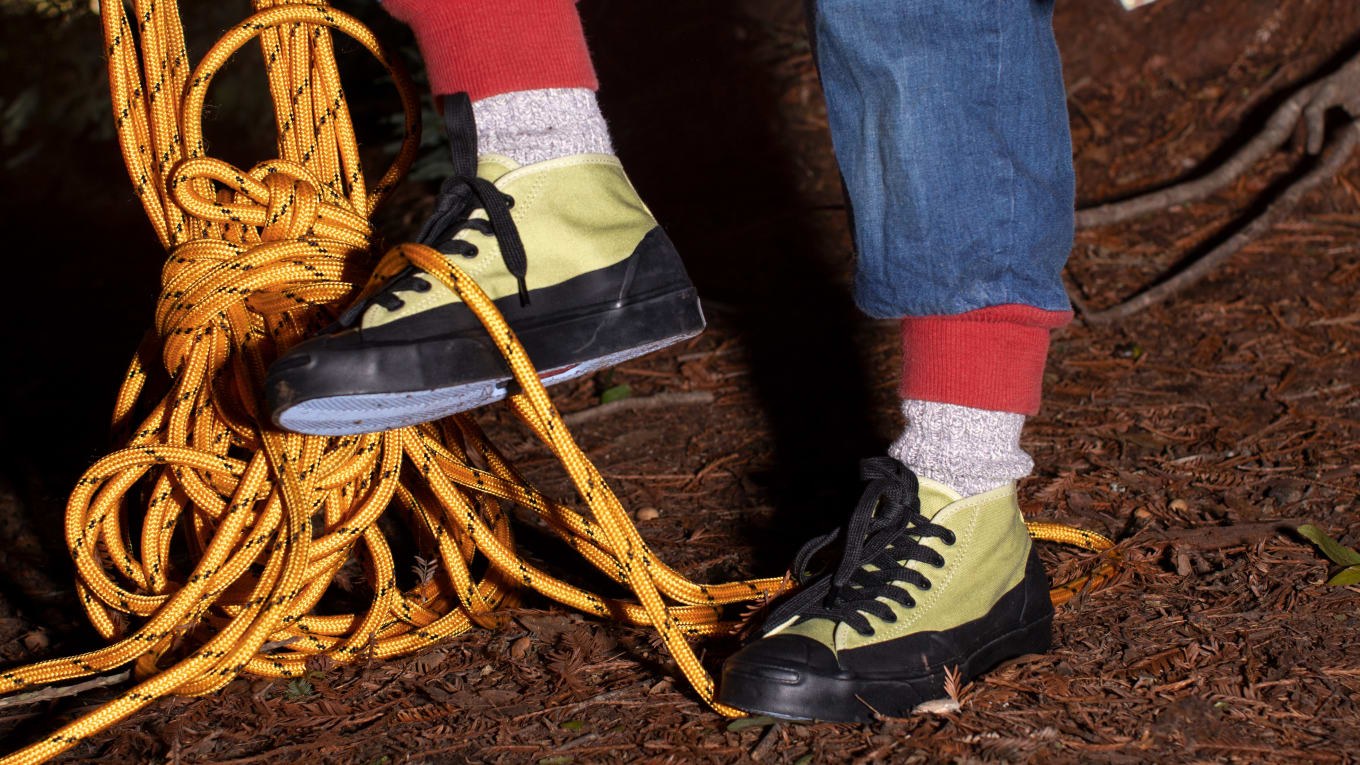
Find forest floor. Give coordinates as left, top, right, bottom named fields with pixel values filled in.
left=1, top=0, right=1359, bottom=762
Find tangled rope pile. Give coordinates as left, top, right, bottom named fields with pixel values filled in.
left=0, top=1, right=1114, bottom=761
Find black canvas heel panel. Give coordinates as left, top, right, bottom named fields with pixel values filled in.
left=615, top=227, right=694, bottom=301
left=1019, top=545, right=1056, bottom=626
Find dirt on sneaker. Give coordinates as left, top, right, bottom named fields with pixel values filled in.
left=1, top=0, right=1358, bottom=762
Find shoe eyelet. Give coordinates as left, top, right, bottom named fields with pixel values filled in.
left=413, top=278, right=432, bottom=293
left=944, top=532, right=957, bottom=546
left=504, top=195, right=515, bottom=208
left=462, top=245, right=479, bottom=259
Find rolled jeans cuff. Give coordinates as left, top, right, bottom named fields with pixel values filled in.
left=899, top=305, right=1071, bottom=416
left=382, top=0, right=598, bottom=102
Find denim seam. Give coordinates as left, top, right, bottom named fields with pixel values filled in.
left=991, top=0, right=1017, bottom=308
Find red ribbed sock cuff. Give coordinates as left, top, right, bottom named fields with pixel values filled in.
left=383, top=0, right=599, bottom=102
left=899, top=305, right=1072, bottom=416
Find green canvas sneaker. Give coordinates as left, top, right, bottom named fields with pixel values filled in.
left=265, top=94, right=705, bottom=435
left=718, top=457, right=1052, bottom=722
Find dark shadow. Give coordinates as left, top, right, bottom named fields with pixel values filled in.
left=579, top=0, right=880, bottom=572
left=0, top=8, right=281, bottom=579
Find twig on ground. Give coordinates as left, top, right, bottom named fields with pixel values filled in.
left=1155, top=520, right=1293, bottom=551
left=509, top=688, right=637, bottom=721
left=0, top=670, right=131, bottom=709
left=259, top=635, right=303, bottom=653
left=557, top=732, right=601, bottom=751
left=561, top=391, right=715, bottom=426
left=751, top=722, right=782, bottom=761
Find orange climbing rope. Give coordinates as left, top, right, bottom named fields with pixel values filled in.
left=0, top=2, right=1114, bottom=762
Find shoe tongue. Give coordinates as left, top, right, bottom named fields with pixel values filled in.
left=476, top=154, right=520, bottom=183
left=914, top=476, right=963, bottom=519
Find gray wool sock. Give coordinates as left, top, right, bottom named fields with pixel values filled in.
left=471, top=88, right=613, bottom=166
left=887, top=400, right=1034, bottom=497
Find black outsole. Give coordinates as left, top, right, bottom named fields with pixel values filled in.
left=717, top=614, right=1053, bottom=723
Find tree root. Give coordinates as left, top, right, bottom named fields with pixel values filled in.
left=1073, top=49, right=1360, bottom=324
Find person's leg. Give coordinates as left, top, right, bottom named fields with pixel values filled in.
left=720, top=0, right=1074, bottom=721
left=266, top=0, right=705, bottom=434
left=381, top=0, right=612, bottom=164
left=815, top=0, right=1074, bottom=497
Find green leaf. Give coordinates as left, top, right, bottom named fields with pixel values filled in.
left=726, top=715, right=776, bottom=732
left=283, top=678, right=314, bottom=699
left=538, top=757, right=572, bottom=765
left=600, top=384, right=633, bottom=404
left=1327, top=565, right=1360, bottom=587
left=1298, top=525, right=1360, bottom=566
left=794, top=756, right=814, bottom=765
left=560, top=720, right=584, bottom=732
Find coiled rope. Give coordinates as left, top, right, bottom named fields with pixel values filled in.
left=0, top=1, right=1114, bottom=761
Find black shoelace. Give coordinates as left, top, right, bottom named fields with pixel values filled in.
left=338, top=93, right=530, bottom=326
left=762, top=457, right=956, bottom=638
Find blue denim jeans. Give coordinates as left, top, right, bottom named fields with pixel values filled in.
left=810, top=0, right=1075, bottom=318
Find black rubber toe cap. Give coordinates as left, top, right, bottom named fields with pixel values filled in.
left=725, top=633, right=841, bottom=681
left=265, top=324, right=502, bottom=420
left=717, top=633, right=876, bottom=722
